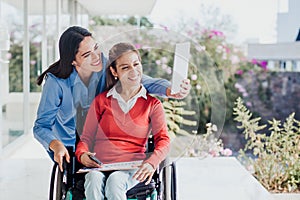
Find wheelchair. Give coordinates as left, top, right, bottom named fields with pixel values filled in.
left=48, top=136, right=177, bottom=200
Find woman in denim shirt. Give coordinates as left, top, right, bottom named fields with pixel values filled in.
left=33, top=26, right=190, bottom=171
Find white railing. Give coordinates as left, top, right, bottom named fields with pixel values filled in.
left=247, top=42, right=300, bottom=71
left=247, top=42, right=300, bottom=60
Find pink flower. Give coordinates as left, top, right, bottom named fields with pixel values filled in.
left=251, top=59, right=258, bottom=65
left=134, top=43, right=142, bottom=49
left=187, top=30, right=193, bottom=36
left=209, top=150, right=219, bottom=157
left=246, top=102, right=252, bottom=107
left=234, top=83, right=242, bottom=89
left=221, top=148, right=232, bottom=156
left=259, top=61, right=268, bottom=70
left=230, top=55, right=240, bottom=64
left=224, top=46, right=231, bottom=54
left=89, top=20, right=96, bottom=26
left=30, top=60, right=36, bottom=65
left=6, top=53, right=12, bottom=59
left=161, top=64, right=167, bottom=70
left=166, top=67, right=172, bottom=75
left=251, top=59, right=268, bottom=70
left=159, top=24, right=169, bottom=32
left=155, top=60, right=161, bottom=65
left=242, top=92, right=248, bottom=97
left=235, top=69, right=243, bottom=75
left=211, top=30, right=224, bottom=37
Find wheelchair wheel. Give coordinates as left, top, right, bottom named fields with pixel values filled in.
left=49, top=164, right=61, bottom=200
left=49, top=163, right=68, bottom=200
left=170, top=162, right=177, bottom=200
left=159, top=159, right=177, bottom=200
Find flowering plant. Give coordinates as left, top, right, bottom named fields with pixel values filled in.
left=186, top=123, right=232, bottom=158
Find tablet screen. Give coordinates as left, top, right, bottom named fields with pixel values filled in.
left=171, top=42, right=190, bottom=94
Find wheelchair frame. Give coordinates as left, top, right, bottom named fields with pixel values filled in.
left=49, top=137, right=177, bottom=200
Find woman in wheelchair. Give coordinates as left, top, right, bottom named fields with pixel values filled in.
left=75, top=42, right=170, bottom=200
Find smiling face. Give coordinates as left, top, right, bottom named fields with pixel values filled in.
left=73, top=36, right=102, bottom=75
left=110, top=51, right=143, bottom=89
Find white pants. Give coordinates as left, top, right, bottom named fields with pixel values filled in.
left=84, top=170, right=139, bottom=200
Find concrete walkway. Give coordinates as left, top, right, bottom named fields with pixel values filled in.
left=0, top=134, right=274, bottom=200
left=0, top=134, right=52, bottom=200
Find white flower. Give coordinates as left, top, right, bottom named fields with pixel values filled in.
left=161, top=57, right=168, bottom=64
left=211, top=124, right=218, bottom=132
left=155, top=60, right=161, bottom=65
left=191, top=74, right=197, bottom=80
left=195, top=45, right=206, bottom=52
left=230, top=55, right=240, bottom=64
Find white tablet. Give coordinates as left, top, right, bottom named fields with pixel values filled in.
left=171, top=42, right=190, bottom=94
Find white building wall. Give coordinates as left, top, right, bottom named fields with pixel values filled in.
left=277, top=0, right=300, bottom=42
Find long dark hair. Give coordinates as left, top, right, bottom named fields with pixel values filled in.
left=106, top=42, right=141, bottom=90
left=37, top=26, right=92, bottom=85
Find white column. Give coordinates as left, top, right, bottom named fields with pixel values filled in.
left=0, top=0, right=3, bottom=155
left=23, top=0, right=29, bottom=135
left=74, top=0, right=78, bottom=24
left=41, top=0, right=48, bottom=72
left=55, top=0, right=62, bottom=60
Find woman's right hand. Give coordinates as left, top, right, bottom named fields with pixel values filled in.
left=80, top=152, right=102, bottom=168
left=49, top=139, right=70, bottom=172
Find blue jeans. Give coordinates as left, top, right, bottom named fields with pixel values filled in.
left=84, top=170, right=139, bottom=200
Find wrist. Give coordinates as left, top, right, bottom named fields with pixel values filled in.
left=49, top=139, right=63, bottom=152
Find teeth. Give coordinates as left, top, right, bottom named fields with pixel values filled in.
left=93, top=60, right=100, bottom=66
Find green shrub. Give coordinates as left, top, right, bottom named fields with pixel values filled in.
left=234, top=97, right=300, bottom=193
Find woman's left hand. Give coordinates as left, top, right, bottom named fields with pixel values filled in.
left=167, top=79, right=191, bottom=99
left=133, top=162, right=155, bottom=185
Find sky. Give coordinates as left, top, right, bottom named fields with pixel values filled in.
left=150, top=0, right=288, bottom=44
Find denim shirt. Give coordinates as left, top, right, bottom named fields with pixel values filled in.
left=33, top=56, right=170, bottom=155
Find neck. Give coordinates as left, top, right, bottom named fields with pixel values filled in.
left=77, top=68, right=93, bottom=87
left=117, top=84, right=141, bottom=102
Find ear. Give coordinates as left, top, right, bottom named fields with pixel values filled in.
left=72, top=61, right=77, bottom=66
left=110, top=66, right=118, bottom=77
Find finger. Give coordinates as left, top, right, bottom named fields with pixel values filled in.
left=145, top=173, right=154, bottom=185
left=180, top=83, right=191, bottom=91
left=133, top=166, right=148, bottom=180
left=65, top=151, right=70, bottom=163
left=133, top=169, right=142, bottom=179
left=135, top=168, right=151, bottom=182
left=58, top=156, right=63, bottom=172
left=139, top=171, right=153, bottom=183
left=183, top=79, right=190, bottom=84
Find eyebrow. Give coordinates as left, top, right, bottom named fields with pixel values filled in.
left=81, top=51, right=91, bottom=57
left=80, top=43, right=98, bottom=57
left=118, top=63, right=128, bottom=67
left=118, top=60, right=140, bottom=67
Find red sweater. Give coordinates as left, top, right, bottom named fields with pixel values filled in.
left=75, top=91, right=170, bottom=168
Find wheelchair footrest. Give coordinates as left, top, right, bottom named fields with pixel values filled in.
left=126, top=180, right=156, bottom=200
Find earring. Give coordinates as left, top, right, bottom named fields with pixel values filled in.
left=114, top=76, right=118, bottom=80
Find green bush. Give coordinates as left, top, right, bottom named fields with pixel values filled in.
left=234, top=97, right=300, bottom=193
